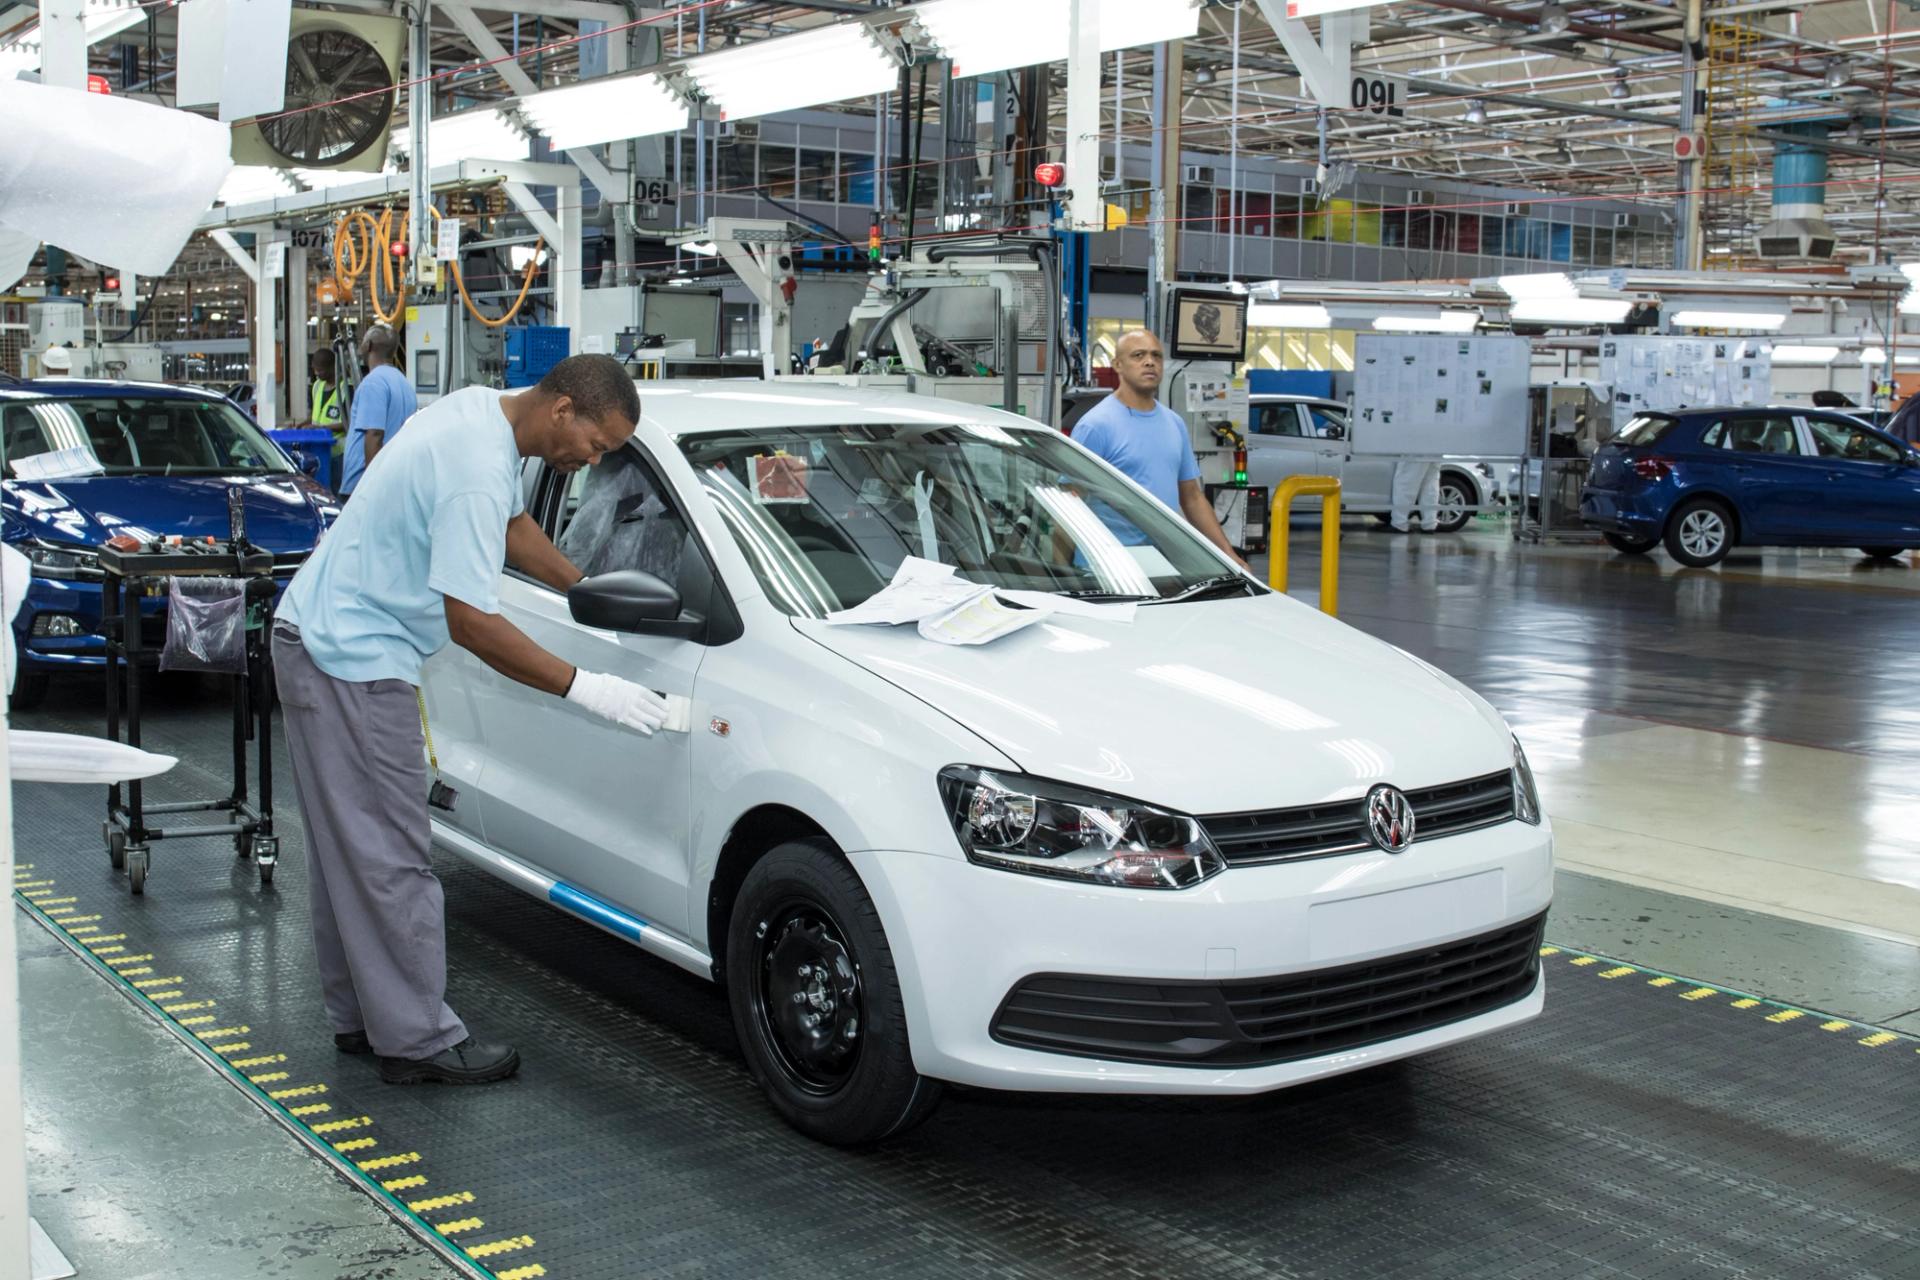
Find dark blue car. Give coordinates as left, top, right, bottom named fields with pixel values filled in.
left=2, top=380, right=339, bottom=707
left=1580, top=406, right=1920, bottom=567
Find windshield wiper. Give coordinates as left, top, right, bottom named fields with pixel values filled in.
left=1048, top=587, right=1157, bottom=602
left=1150, top=574, right=1261, bottom=604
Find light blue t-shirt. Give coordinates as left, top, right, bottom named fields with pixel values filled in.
left=340, top=363, right=419, bottom=494
left=1071, top=393, right=1202, bottom=544
left=278, top=386, right=524, bottom=686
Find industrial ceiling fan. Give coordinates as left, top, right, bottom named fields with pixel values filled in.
left=256, top=25, right=396, bottom=167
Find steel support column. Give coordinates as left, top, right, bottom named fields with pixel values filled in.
left=1677, top=0, right=1705, bottom=270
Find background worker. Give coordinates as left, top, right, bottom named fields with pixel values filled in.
left=273, top=354, right=668, bottom=1086
left=1389, top=458, right=1442, bottom=534
left=1072, top=329, right=1249, bottom=570
left=339, top=326, right=416, bottom=496
left=306, top=348, right=346, bottom=490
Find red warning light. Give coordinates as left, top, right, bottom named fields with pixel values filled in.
left=86, top=74, right=111, bottom=95
left=1033, top=162, right=1066, bottom=189
left=391, top=241, right=408, bottom=258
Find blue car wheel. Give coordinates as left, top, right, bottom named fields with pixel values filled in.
left=1664, top=497, right=1735, bottom=568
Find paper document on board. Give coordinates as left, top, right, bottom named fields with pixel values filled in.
left=824, top=558, right=988, bottom=626
left=824, top=557, right=1138, bottom=640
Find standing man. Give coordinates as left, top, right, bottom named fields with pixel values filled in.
left=339, top=326, right=416, bottom=497
left=1073, top=329, right=1249, bottom=569
left=308, top=348, right=344, bottom=432
left=1388, top=459, right=1441, bottom=534
left=274, top=354, right=667, bottom=1085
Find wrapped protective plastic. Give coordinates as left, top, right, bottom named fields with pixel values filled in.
left=161, top=577, right=250, bottom=674
left=9, top=731, right=177, bottom=783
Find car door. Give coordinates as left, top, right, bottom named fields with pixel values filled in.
left=1310, top=402, right=1391, bottom=509
left=463, top=443, right=727, bottom=936
left=1711, top=411, right=1826, bottom=540
left=1244, top=401, right=1325, bottom=497
left=1801, top=415, right=1920, bottom=541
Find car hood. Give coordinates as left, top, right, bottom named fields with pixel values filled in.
left=1, top=474, right=332, bottom=555
left=794, top=594, right=1513, bottom=816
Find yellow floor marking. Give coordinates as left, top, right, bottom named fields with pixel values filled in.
left=1569, top=956, right=1601, bottom=967
left=1599, top=966, right=1636, bottom=979
left=288, top=1104, right=331, bottom=1118
left=434, top=1218, right=484, bottom=1236
left=382, top=1175, right=430, bottom=1194
left=14, top=879, right=52, bottom=888
left=1648, top=977, right=1678, bottom=988
left=229, top=1053, right=286, bottom=1069
left=357, top=1153, right=421, bottom=1173
left=1539, top=946, right=1560, bottom=956
left=465, top=1235, right=535, bottom=1260
left=1859, top=1032, right=1899, bottom=1048
left=118, top=968, right=154, bottom=978
left=1820, top=1020, right=1851, bottom=1032
left=331, top=1138, right=378, bottom=1154
left=1680, top=988, right=1718, bottom=1001
left=162, top=1000, right=213, bottom=1014
left=177, top=1016, right=216, bottom=1028
left=309, top=1116, right=371, bottom=1135
left=84, top=935, right=128, bottom=946
left=57, top=915, right=100, bottom=925
left=496, top=1266, right=547, bottom=1280
left=21, top=889, right=56, bottom=899
left=1731, top=999, right=1761, bottom=1009
left=1766, top=1010, right=1806, bottom=1024
left=106, top=955, right=156, bottom=968
left=407, top=1192, right=475, bottom=1214
left=130, top=976, right=183, bottom=989
left=36, top=898, right=76, bottom=906
left=65, top=925, right=101, bottom=935
left=255, top=1075, right=299, bottom=1089
left=209, top=1042, right=253, bottom=1056
left=192, top=1025, right=249, bottom=1040
left=144, top=990, right=183, bottom=1002
left=90, top=946, right=126, bottom=955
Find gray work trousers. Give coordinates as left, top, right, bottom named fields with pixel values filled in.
left=273, top=626, right=466, bottom=1060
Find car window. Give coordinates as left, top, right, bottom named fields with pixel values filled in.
left=1307, top=406, right=1346, bottom=438
left=553, top=448, right=696, bottom=590
left=4, top=397, right=290, bottom=476
left=2, top=405, right=55, bottom=464
left=1252, top=404, right=1301, bottom=437
left=1804, top=418, right=1907, bottom=464
left=678, top=422, right=1245, bottom=617
left=1716, top=414, right=1802, bottom=456
left=1613, top=414, right=1677, bottom=446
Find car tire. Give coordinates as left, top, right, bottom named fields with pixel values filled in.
left=1604, top=531, right=1659, bottom=555
left=1432, top=476, right=1475, bottom=534
left=10, top=666, right=48, bottom=711
left=1859, top=546, right=1908, bottom=560
left=727, top=839, right=941, bottom=1146
left=1664, top=498, right=1735, bottom=568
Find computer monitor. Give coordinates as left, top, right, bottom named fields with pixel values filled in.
left=1166, top=289, right=1248, bottom=362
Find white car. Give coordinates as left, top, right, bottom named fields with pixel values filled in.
left=422, top=381, right=1554, bottom=1144
left=1248, top=395, right=1499, bottom=532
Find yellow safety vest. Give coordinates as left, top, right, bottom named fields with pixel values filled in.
left=311, top=380, right=343, bottom=433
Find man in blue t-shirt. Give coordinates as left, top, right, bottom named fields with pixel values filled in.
left=1072, top=329, right=1247, bottom=568
left=339, top=325, right=418, bottom=496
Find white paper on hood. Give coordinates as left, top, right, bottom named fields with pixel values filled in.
left=9, top=446, right=104, bottom=482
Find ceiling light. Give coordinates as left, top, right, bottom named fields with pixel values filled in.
left=1900, top=263, right=1920, bottom=315
left=681, top=240, right=719, bottom=256
left=1768, top=344, right=1839, bottom=364
left=1510, top=298, right=1634, bottom=324
left=390, top=108, right=527, bottom=165
left=1497, top=272, right=1577, bottom=298
left=1859, top=346, right=1887, bottom=365
left=1824, top=57, right=1849, bottom=89
left=916, top=0, right=1201, bottom=79
left=1193, top=65, right=1216, bottom=85
left=1668, top=309, right=1789, bottom=330
left=519, top=73, right=690, bottom=149
left=1372, top=310, right=1481, bottom=333
left=685, top=21, right=897, bottom=120
left=1248, top=303, right=1332, bottom=328
left=1464, top=99, right=1488, bottom=125
left=1609, top=68, right=1630, bottom=100
left=507, top=245, right=549, bottom=271
left=1538, top=3, right=1572, bottom=34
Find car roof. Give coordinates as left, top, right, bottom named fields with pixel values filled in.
left=0, top=378, right=229, bottom=404
left=638, top=379, right=1045, bottom=438
left=1249, top=394, right=1340, bottom=406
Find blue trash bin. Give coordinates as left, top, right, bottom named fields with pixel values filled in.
left=268, top=428, right=338, bottom=493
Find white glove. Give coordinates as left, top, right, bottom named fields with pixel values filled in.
left=565, top=669, right=669, bottom=736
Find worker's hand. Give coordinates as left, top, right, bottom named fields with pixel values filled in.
left=564, top=669, right=669, bottom=736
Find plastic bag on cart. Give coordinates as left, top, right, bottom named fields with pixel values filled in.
left=160, top=576, right=249, bottom=674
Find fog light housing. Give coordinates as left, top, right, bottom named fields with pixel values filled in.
left=30, top=614, right=85, bottom=638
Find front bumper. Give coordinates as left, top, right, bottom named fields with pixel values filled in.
left=850, top=818, right=1553, bottom=1094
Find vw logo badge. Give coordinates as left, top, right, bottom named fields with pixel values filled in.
left=1366, top=785, right=1416, bottom=854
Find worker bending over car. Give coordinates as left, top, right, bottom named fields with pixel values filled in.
left=274, top=354, right=664, bottom=1085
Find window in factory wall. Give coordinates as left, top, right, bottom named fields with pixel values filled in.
left=761, top=143, right=797, bottom=201
left=798, top=149, right=836, bottom=203
left=1271, top=193, right=1301, bottom=239
left=1456, top=213, right=1481, bottom=255
left=1183, top=184, right=1214, bottom=230
left=717, top=137, right=754, bottom=197
left=841, top=153, right=875, bottom=206
left=1381, top=203, right=1409, bottom=248
left=1571, top=223, right=1593, bottom=263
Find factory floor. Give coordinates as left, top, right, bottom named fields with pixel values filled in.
left=10, top=517, right=1920, bottom=1279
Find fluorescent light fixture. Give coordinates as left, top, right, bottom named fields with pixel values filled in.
left=1899, top=263, right=1920, bottom=316
left=1510, top=298, right=1634, bottom=324
left=1249, top=303, right=1332, bottom=329
left=1497, top=272, right=1576, bottom=298
left=1896, top=353, right=1920, bottom=366
left=217, top=166, right=297, bottom=205
left=1768, top=344, right=1839, bottom=364
left=390, top=108, right=528, bottom=165
left=519, top=73, right=689, bottom=149
left=507, top=245, right=549, bottom=271
left=1668, top=309, right=1789, bottom=330
left=685, top=22, right=897, bottom=121
left=1859, top=346, right=1887, bottom=365
left=680, top=241, right=719, bottom=256
left=1372, top=310, right=1481, bottom=333
left=916, top=0, right=1200, bottom=79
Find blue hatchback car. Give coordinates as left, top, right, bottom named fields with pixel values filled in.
left=1580, top=405, right=1920, bottom=567
left=2, top=380, right=340, bottom=707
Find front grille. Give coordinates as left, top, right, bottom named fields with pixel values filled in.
left=990, top=912, right=1546, bottom=1068
left=1202, top=770, right=1515, bottom=867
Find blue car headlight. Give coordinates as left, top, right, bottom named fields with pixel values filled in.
left=21, top=540, right=101, bottom=580
left=938, top=766, right=1226, bottom=889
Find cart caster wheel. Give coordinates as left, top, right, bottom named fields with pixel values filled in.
left=106, top=826, right=127, bottom=872
left=258, top=860, right=275, bottom=888
left=234, top=832, right=252, bottom=861
left=253, top=838, right=278, bottom=889
left=127, top=848, right=149, bottom=896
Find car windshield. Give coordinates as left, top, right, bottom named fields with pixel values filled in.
left=2, top=396, right=293, bottom=477
left=678, top=422, right=1246, bottom=616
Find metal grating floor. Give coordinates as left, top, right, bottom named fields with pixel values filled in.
left=11, top=689, right=1920, bottom=1280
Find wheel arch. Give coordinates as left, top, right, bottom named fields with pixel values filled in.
left=1666, top=488, right=1742, bottom=542
left=707, top=804, right=836, bottom=982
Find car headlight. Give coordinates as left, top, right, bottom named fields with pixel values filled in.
left=1511, top=736, right=1542, bottom=826
left=937, top=766, right=1226, bottom=889
left=21, top=540, right=100, bottom=580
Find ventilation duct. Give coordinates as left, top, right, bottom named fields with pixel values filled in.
left=1755, top=125, right=1837, bottom=261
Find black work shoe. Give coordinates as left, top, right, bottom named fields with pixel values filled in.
left=335, top=1030, right=372, bottom=1055
left=378, top=1036, right=520, bottom=1085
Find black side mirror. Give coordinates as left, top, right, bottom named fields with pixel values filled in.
left=568, top=570, right=682, bottom=632
left=1325, top=424, right=1347, bottom=440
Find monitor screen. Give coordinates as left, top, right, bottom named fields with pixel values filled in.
left=412, top=350, right=440, bottom=392
left=1167, top=290, right=1248, bottom=361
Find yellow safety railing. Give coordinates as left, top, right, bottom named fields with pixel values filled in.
left=1268, top=476, right=1341, bottom=616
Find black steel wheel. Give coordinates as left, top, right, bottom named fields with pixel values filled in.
left=1604, top=531, right=1659, bottom=555
left=727, top=839, right=940, bottom=1145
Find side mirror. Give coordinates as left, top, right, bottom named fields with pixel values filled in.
left=568, top=570, right=682, bottom=632
left=1324, top=424, right=1347, bottom=440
